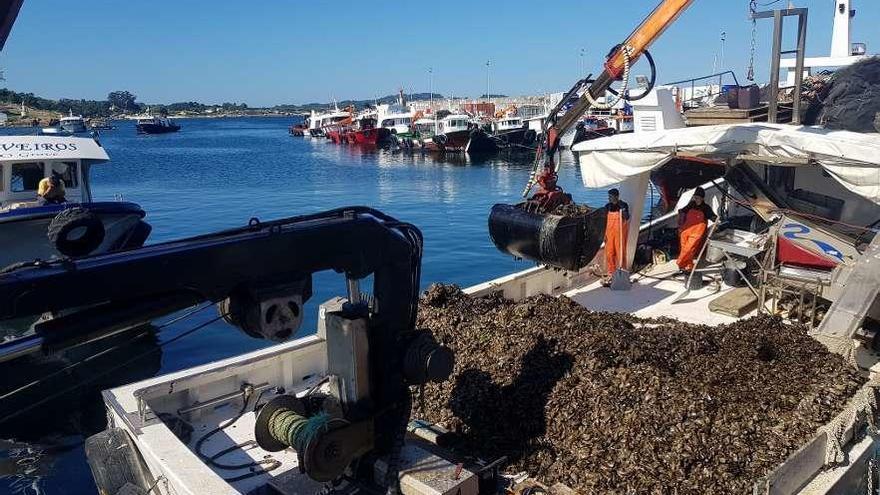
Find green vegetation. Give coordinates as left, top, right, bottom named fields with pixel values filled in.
left=0, top=89, right=451, bottom=119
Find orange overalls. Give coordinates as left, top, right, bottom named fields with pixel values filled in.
left=677, top=207, right=709, bottom=271
left=605, top=208, right=629, bottom=274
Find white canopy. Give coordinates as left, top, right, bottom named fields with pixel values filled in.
left=0, top=135, right=109, bottom=162
left=572, top=123, right=880, bottom=204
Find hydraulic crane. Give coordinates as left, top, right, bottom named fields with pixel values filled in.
left=489, top=0, right=695, bottom=271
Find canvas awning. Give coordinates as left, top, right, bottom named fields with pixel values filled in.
left=572, top=123, right=880, bottom=204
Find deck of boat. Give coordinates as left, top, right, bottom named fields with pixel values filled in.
left=564, top=261, right=752, bottom=326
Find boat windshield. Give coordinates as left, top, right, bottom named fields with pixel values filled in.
left=50, top=161, right=78, bottom=188
left=381, top=118, right=411, bottom=127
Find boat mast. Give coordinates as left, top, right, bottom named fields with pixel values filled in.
left=486, top=58, right=491, bottom=114
left=429, top=67, right=436, bottom=134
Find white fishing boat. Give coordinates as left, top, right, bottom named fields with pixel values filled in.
left=376, top=90, right=414, bottom=138
left=308, top=106, right=351, bottom=137
left=0, top=135, right=151, bottom=269
left=75, top=89, right=880, bottom=493
left=42, top=111, right=90, bottom=136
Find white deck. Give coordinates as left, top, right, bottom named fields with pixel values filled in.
left=187, top=398, right=304, bottom=493
left=565, top=261, right=751, bottom=326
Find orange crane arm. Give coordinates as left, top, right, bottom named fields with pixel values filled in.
left=524, top=0, right=695, bottom=197
left=554, top=0, right=694, bottom=138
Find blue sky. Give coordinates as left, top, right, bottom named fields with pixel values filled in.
left=2, top=1, right=878, bottom=107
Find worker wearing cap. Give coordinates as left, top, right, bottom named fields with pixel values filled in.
left=677, top=187, right=717, bottom=273
left=604, top=188, right=630, bottom=281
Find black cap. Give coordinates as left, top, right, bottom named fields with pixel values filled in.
left=609, top=188, right=620, bottom=196
left=694, top=187, right=706, bottom=198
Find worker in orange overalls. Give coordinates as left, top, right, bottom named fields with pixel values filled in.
left=677, top=187, right=717, bottom=273
left=603, top=188, right=630, bottom=285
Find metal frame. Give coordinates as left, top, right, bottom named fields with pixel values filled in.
left=751, top=8, right=808, bottom=124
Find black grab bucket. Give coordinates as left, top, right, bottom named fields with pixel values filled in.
left=488, top=203, right=607, bottom=271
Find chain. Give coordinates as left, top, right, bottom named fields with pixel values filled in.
left=747, top=0, right=758, bottom=81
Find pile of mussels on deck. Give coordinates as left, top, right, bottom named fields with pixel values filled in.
left=414, top=284, right=865, bottom=494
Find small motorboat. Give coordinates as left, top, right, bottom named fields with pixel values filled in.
left=135, top=115, right=180, bottom=134
left=42, top=111, right=91, bottom=136
left=0, top=135, right=151, bottom=269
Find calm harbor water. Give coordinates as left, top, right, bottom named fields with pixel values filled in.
left=0, top=117, right=608, bottom=494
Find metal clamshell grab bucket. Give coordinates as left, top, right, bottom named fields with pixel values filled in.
left=488, top=203, right=607, bottom=271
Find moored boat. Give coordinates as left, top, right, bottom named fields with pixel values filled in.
left=490, top=115, right=537, bottom=147
left=422, top=114, right=471, bottom=152
left=135, top=115, right=180, bottom=134
left=351, top=111, right=391, bottom=146
left=0, top=135, right=151, bottom=269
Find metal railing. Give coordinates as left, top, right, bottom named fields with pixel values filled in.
left=664, top=70, right=741, bottom=110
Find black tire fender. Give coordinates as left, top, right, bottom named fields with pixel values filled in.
left=48, top=207, right=106, bottom=257
left=524, top=129, right=537, bottom=144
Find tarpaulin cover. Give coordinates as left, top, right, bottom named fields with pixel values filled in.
left=572, top=123, right=880, bottom=204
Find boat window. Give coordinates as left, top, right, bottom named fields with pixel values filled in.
left=10, top=162, right=44, bottom=193
left=51, top=161, right=78, bottom=188
left=381, top=119, right=395, bottom=127
left=402, top=118, right=411, bottom=124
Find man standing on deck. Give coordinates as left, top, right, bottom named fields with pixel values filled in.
left=677, top=187, right=717, bottom=273
left=603, top=188, right=630, bottom=285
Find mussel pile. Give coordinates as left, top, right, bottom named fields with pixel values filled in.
left=416, top=284, right=864, bottom=494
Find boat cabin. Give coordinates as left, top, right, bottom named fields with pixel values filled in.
left=0, top=135, right=109, bottom=211
left=493, top=117, right=524, bottom=133
left=437, top=114, right=470, bottom=135
left=377, top=103, right=413, bottom=135
left=135, top=116, right=173, bottom=127
left=413, top=118, right=437, bottom=136
left=60, top=114, right=87, bottom=134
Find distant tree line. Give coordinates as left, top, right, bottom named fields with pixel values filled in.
left=0, top=89, right=460, bottom=117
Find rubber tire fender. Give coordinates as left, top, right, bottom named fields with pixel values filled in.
left=48, top=207, right=106, bottom=257
left=524, top=129, right=537, bottom=144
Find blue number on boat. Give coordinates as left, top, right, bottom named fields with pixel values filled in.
left=782, top=223, right=843, bottom=261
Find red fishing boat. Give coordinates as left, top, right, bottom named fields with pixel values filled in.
left=350, top=113, right=392, bottom=146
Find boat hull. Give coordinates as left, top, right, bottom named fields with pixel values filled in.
left=0, top=202, right=151, bottom=269
left=494, top=128, right=537, bottom=147
left=466, top=129, right=499, bottom=153
left=427, top=130, right=470, bottom=152
left=353, top=127, right=392, bottom=146
left=136, top=123, right=180, bottom=134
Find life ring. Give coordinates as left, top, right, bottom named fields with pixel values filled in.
left=47, top=207, right=106, bottom=257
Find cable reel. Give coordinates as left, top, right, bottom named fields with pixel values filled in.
left=254, top=393, right=372, bottom=482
